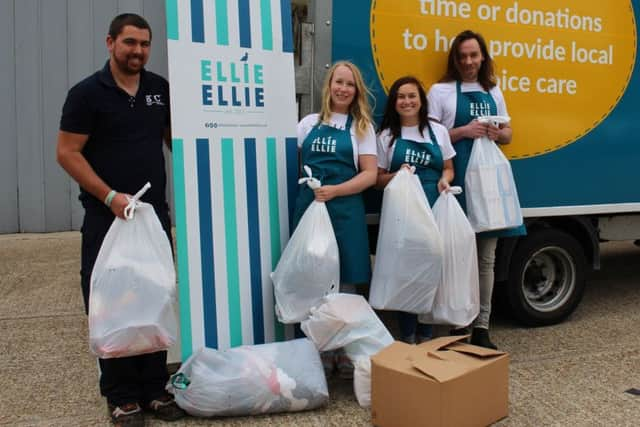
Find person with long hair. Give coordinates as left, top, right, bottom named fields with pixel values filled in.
left=376, top=76, right=455, bottom=344
left=293, top=60, right=377, bottom=376
left=427, top=30, right=526, bottom=349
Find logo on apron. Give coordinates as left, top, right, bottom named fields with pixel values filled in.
left=404, top=148, right=432, bottom=166
left=469, top=101, right=492, bottom=118
left=310, top=136, right=337, bottom=153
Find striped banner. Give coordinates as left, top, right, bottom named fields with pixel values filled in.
left=166, top=0, right=297, bottom=359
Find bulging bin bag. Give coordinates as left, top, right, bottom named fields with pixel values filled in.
left=301, top=294, right=393, bottom=409
left=369, top=168, right=443, bottom=313
left=301, top=293, right=393, bottom=361
left=271, top=168, right=339, bottom=323
left=464, top=115, right=523, bottom=233
left=89, top=183, right=177, bottom=358
left=168, top=338, right=329, bottom=417
left=420, top=187, right=479, bottom=327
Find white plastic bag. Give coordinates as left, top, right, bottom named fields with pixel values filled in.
left=464, top=115, right=523, bottom=233
left=353, top=357, right=372, bottom=408
left=89, top=183, right=178, bottom=358
left=301, top=294, right=393, bottom=409
left=420, top=187, right=479, bottom=327
left=271, top=167, right=339, bottom=323
left=301, top=294, right=393, bottom=361
left=369, top=168, right=443, bottom=313
left=168, top=338, right=329, bottom=417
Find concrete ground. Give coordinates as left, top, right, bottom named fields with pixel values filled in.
left=1, top=232, right=639, bottom=426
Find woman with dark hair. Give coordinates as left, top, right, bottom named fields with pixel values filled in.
left=427, top=30, right=526, bottom=349
left=376, top=76, right=455, bottom=344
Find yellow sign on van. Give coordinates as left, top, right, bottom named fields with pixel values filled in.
left=371, top=0, right=636, bottom=158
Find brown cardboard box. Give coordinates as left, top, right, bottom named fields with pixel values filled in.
left=371, top=336, right=509, bottom=427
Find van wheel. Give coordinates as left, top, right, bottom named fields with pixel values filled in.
left=507, top=229, right=586, bottom=326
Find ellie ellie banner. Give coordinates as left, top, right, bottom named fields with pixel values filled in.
left=165, top=0, right=298, bottom=360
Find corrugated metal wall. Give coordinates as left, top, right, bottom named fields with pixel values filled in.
left=0, top=0, right=171, bottom=233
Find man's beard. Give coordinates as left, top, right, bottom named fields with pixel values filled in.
left=114, top=54, right=145, bottom=75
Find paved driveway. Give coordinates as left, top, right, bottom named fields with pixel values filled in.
left=0, top=234, right=638, bottom=426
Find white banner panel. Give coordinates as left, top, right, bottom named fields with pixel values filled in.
left=166, top=0, right=298, bottom=360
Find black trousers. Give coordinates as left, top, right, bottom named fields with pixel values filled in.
left=81, top=206, right=173, bottom=406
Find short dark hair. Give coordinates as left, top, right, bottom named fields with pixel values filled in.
left=440, top=30, right=495, bottom=91
left=108, top=13, right=152, bottom=40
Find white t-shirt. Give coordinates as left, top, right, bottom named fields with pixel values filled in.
left=377, top=122, right=455, bottom=170
left=427, top=81, right=508, bottom=130
left=297, top=112, right=377, bottom=171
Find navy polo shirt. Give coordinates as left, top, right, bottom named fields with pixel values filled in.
left=60, top=61, right=170, bottom=214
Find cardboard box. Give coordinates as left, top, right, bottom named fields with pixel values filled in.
left=371, top=336, right=509, bottom=427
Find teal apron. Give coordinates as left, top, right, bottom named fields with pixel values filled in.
left=292, top=115, right=371, bottom=284
left=388, top=124, right=443, bottom=208
left=453, top=81, right=526, bottom=238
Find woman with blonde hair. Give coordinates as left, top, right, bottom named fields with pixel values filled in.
left=293, top=60, right=377, bottom=377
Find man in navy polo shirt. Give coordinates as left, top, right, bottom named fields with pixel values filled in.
left=57, top=13, right=184, bottom=426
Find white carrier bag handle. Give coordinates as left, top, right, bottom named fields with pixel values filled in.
left=478, top=115, right=511, bottom=127
left=298, top=165, right=321, bottom=190
left=446, top=185, right=462, bottom=195
left=123, top=182, right=152, bottom=220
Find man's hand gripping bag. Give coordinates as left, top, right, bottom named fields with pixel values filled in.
left=88, top=183, right=178, bottom=358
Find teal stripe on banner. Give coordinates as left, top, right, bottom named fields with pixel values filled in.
left=221, top=138, right=242, bottom=347
left=172, top=139, right=192, bottom=360
left=166, top=0, right=179, bottom=40
left=260, top=0, right=273, bottom=51
left=215, top=0, right=229, bottom=46
left=266, top=137, right=284, bottom=341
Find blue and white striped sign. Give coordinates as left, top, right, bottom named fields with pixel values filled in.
left=165, top=0, right=298, bottom=360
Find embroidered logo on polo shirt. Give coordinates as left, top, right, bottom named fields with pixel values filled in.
left=146, top=94, right=165, bottom=106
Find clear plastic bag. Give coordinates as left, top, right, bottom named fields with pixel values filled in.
left=301, top=293, right=393, bottom=409
left=301, top=293, right=393, bottom=361
left=271, top=168, right=339, bottom=323
left=369, top=168, right=443, bottom=313
left=168, top=338, right=329, bottom=417
left=353, top=357, right=372, bottom=408
left=464, top=116, right=523, bottom=232
left=88, top=184, right=177, bottom=358
left=420, top=187, right=479, bottom=327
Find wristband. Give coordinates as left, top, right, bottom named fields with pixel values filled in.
left=104, top=190, right=117, bottom=207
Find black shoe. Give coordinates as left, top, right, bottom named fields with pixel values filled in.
left=471, top=328, right=498, bottom=350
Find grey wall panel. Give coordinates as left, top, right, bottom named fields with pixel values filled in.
left=42, top=0, right=72, bottom=231
left=66, top=0, right=96, bottom=230
left=143, top=0, right=174, bottom=223
left=0, top=0, right=18, bottom=233
left=143, top=0, right=168, bottom=78
left=93, top=0, right=116, bottom=69
left=15, top=0, right=46, bottom=232
left=119, top=0, right=143, bottom=14
left=1, top=0, right=175, bottom=233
